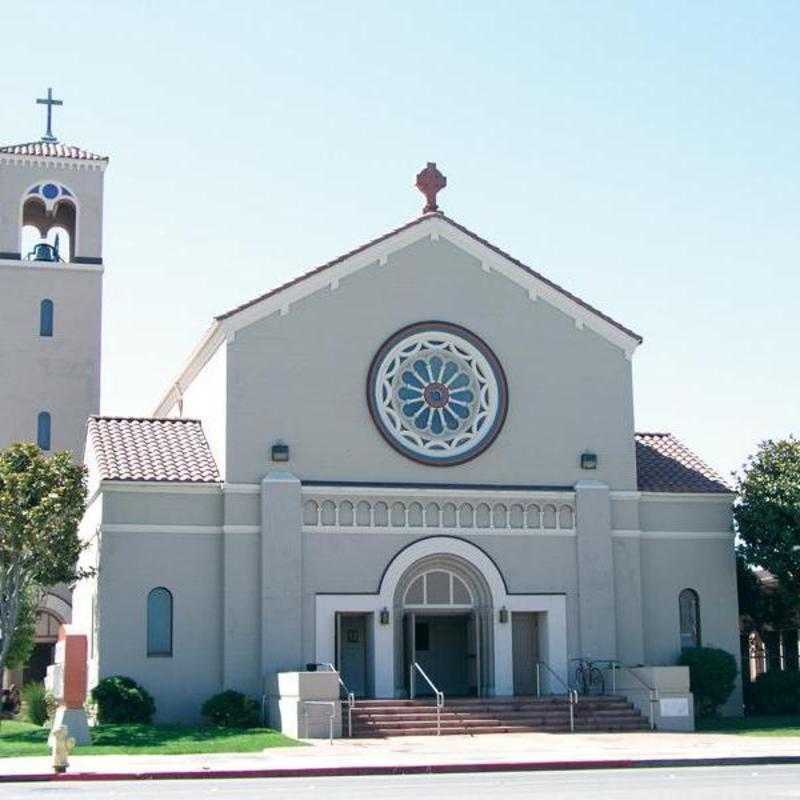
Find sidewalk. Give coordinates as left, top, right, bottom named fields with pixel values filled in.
left=2, top=731, right=800, bottom=782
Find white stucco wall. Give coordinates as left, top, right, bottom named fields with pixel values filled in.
left=174, top=342, right=227, bottom=479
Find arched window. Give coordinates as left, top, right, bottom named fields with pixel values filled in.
left=147, top=587, right=173, bottom=656
left=679, top=588, right=701, bottom=649
left=403, top=570, right=473, bottom=607
left=40, top=299, right=54, bottom=337
left=37, top=412, right=51, bottom=450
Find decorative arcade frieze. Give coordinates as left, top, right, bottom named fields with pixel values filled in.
left=301, top=486, right=576, bottom=534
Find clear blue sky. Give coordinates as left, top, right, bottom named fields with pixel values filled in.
left=3, top=1, right=798, bottom=480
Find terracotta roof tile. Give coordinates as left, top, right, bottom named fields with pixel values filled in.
left=635, top=432, right=730, bottom=493
left=88, top=417, right=220, bottom=483
left=0, top=141, right=108, bottom=161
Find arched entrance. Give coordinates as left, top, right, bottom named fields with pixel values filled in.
left=393, top=554, right=493, bottom=697
left=315, top=535, right=568, bottom=699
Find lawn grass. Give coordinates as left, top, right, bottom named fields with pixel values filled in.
left=696, top=714, right=800, bottom=736
left=0, top=720, right=300, bottom=758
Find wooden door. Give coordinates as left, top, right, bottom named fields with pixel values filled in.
left=512, top=612, right=539, bottom=696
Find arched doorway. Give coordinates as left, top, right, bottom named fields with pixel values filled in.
left=393, top=553, right=494, bottom=697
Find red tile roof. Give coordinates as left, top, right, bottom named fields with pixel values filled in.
left=635, top=432, right=730, bottom=493
left=87, top=416, right=726, bottom=495
left=216, top=212, right=642, bottom=343
left=88, top=417, right=220, bottom=483
left=0, top=141, right=108, bottom=161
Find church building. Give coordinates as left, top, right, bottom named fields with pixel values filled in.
left=72, top=163, right=740, bottom=723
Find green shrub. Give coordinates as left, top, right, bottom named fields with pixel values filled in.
left=749, top=670, right=800, bottom=715
left=91, top=676, right=155, bottom=724
left=22, top=682, right=53, bottom=726
left=201, top=690, right=260, bottom=728
left=678, top=647, right=738, bottom=717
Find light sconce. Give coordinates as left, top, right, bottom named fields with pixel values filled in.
left=379, top=607, right=390, bottom=625
left=498, top=606, right=509, bottom=624
left=580, top=451, right=598, bottom=470
left=271, top=443, right=290, bottom=462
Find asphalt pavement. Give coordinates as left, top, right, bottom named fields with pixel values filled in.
left=4, top=765, right=800, bottom=800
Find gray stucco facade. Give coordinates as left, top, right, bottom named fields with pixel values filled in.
left=73, top=213, right=740, bottom=722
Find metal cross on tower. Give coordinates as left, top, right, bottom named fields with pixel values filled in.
left=36, top=88, right=63, bottom=143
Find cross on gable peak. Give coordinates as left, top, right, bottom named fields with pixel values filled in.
left=416, top=162, right=447, bottom=214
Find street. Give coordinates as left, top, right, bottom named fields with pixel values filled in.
left=4, top=766, right=800, bottom=800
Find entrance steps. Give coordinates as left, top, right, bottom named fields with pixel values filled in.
left=350, top=695, right=649, bottom=737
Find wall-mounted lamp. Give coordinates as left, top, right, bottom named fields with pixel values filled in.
left=498, top=606, right=509, bottom=624
left=379, top=607, right=390, bottom=625
left=580, top=451, right=598, bottom=470
left=271, top=443, right=290, bottom=462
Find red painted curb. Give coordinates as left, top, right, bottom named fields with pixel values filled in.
left=0, top=760, right=637, bottom=783
left=2, top=756, right=800, bottom=783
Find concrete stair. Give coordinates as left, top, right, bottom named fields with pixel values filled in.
left=349, top=695, right=649, bottom=738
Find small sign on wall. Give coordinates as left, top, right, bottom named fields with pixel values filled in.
left=660, top=697, right=690, bottom=717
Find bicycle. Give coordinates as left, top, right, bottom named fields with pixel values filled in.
left=571, top=657, right=606, bottom=696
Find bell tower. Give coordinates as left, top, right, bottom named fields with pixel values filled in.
left=0, top=89, right=107, bottom=460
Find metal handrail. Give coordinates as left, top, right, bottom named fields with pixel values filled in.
left=410, top=661, right=445, bottom=736
left=608, top=661, right=659, bottom=731
left=321, top=662, right=356, bottom=737
left=534, top=660, right=579, bottom=733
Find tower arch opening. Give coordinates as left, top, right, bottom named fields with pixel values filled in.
left=21, top=184, right=77, bottom=262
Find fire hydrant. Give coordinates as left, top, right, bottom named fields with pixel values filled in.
left=48, top=725, right=75, bottom=774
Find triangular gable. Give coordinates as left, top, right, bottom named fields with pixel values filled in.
left=154, top=213, right=641, bottom=415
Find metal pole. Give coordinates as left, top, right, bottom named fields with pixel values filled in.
left=649, top=691, right=656, bottom=731
left=612, top=662, right=616, bottom=694
left=348, top=696, right=353, bottom=738
left=569, top=691, right=575, bottom=733
left=536, top=663, right=541, bottom=697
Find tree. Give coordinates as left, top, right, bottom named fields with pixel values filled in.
left=0, top=443, right=89, bottom=675
left=737, top=555, right=798, bottom=635
left=735, top=437, right=800, bottom=598
left=4, top=587, right=38, bottom=671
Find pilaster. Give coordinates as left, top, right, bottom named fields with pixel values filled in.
left=575, top=480, right=617, bottom=660
left=261, top=471, right=303, bottom=681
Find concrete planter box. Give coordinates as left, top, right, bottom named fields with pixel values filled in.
left=604, top=665, right=694, bottom=732
left=267, top=671, right=342, bottom=739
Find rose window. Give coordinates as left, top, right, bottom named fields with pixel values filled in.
left=367, top=322, right=508, bottom=465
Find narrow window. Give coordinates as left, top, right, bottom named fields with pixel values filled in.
left=37, top=412, right=51, bottom=450
left=39, top=299, right=54, bottom=337
left=679, top=588, right=701, bottom=649
left=147, top=587, right=173, bottom=656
